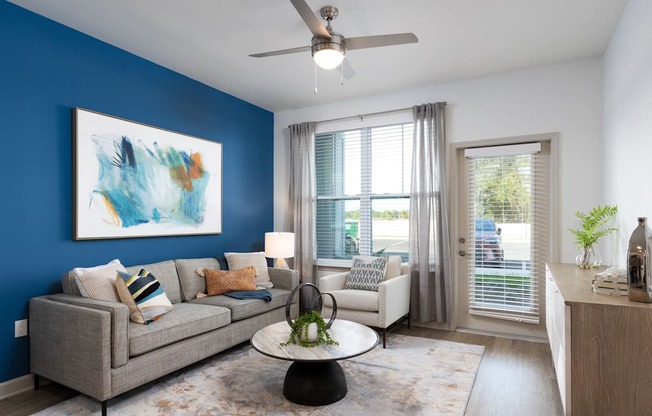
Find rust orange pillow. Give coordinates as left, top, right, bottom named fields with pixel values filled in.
left=204, top=266, right=257, bottom=296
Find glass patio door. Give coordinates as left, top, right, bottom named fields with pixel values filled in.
left=456, top=141, right=550, bottom=337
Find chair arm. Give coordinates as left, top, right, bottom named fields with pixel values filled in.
left=318, top=271, right=349, bottom=292
left=268, top=267, right=300, bottom=292
left=378, top=273, right=411, bottom=327
left=29, top=294, right=126, bottom=401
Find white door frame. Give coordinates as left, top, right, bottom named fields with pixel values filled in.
left=448, top=132, right=560, bottom=337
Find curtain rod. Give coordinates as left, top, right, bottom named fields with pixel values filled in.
left=311, top=102, right=447, bottom=126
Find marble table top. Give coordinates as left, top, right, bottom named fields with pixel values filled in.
left=250, top=319, right=379, bottom=362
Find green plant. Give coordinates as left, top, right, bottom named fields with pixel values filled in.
left=568, top=204, right=618, bottom=249
left=281, top=310, right=339, bottom=348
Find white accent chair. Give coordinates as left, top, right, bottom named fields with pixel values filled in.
left=318, top=256, right=411, bottom=348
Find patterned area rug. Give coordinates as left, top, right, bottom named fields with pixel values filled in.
left=37, top=334, right=484, bottom=415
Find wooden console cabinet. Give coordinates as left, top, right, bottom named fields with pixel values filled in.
left=546, top=263, right=652, bottom=415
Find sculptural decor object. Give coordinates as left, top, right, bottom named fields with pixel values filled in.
left=627, top=217, right=652, bottom=303
left=283, top=283, right=338, bottom=347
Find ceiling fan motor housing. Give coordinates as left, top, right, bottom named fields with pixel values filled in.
left=311, top=32, right=346, bottom=57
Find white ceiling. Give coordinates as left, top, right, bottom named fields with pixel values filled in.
left=10, top=0, right=628, bottom=112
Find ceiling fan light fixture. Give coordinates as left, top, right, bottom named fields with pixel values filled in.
left=312, top=33, right=346, bottom=70
left=313, top=48, right=344, bottom=69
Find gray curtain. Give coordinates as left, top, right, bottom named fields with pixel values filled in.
left=288, top=122, right=317, bottom=310
left=409, top=102, right=451, bottom=323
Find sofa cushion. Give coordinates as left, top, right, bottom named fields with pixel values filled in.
left=126, top=260, right=182, bottom=304
left=323, top=289, right=379, bottom=312
left=116, top=269, right=173, bottom=324
left=175, top=258, right=220, bottom=301
left=189, top=288, right=290, bottom=321
left=204, top=267, right=257, bottom=296
left=224, top=251, right=271, bottom=282
left=127, top=303, right=230, bottom=357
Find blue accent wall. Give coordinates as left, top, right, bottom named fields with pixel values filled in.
left=0, top=2, right=273, bottom=383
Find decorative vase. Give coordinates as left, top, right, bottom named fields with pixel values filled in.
left=627, top=217, right=652, bottom=303
left=576, top=246, right=600, bottom=269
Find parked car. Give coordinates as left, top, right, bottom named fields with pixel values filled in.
left=474, top=218, right=504, bottom=264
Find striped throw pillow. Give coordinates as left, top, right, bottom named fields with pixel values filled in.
left=116, top=269, right=173, bottom=324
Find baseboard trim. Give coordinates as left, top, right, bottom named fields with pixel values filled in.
left=456, top=327, right=549, bottom=343
left=0, top=374, right=43, bottom=400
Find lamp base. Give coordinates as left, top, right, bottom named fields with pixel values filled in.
left=274, top=257, right=290, bottom=269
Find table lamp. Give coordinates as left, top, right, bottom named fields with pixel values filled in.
left=265, top=232, right=295, bottom=269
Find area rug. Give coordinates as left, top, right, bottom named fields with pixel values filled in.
left=36, top=334, right=484, bottom=415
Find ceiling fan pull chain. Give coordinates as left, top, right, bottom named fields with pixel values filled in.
left=314, top=61, right=318, bottom=94
left=340, top=61, right=344, bottom=85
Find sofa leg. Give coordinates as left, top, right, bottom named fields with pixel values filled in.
left=383, top=328, right=387, bottom=349
left=407, top=313, right=411, bottom=329
left=101, top=400, right=107, bottom=416
left=33, top=374, right=40, bottom=391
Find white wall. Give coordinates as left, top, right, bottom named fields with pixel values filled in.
left=274, top=58, right=604, bottom=265
left=603, top=0, right=652, bottom=268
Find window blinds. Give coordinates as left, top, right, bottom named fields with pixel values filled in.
left=315, top=123, right=413, bottom=263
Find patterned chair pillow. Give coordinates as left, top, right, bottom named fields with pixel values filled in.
left=345, top=256, right=390, bottom=291
left=116, top=269, right=173, bottom=324
left=204, top=266, right=257, bottom=296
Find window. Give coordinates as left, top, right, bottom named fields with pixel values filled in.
left=465, top=142, right=550, bottom=324
left=315, top=123, right=413, bottom=265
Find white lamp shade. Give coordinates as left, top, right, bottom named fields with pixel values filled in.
left=313, top=49, right=344, bottom=70
left=265, top=232, right=295, bottom=259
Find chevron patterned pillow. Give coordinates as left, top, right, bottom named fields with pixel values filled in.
left=345, top=256, right=389, bottom=291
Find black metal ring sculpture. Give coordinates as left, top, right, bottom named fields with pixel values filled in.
left=285, top=282, right=337, bottom=329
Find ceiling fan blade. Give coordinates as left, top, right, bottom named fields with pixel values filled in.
left=342, top=59, right=356, bottom=80
left=249, top=45, right=311, bottom=58
left=290, top=0, right=331, bottom=39
left=346, top=33, right=418, bottom=50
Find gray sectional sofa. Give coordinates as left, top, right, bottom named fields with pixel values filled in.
left=29, top=257, right=299, bottom=415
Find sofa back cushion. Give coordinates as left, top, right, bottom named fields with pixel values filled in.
left=125, top=260, right=182, bottom=304
left=175, top=257, right=221, bottom=301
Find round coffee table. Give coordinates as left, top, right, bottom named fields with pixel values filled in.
left=250, top=319, right=379, bottom=406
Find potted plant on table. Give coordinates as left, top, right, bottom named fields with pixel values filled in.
left=281, top=310, right=339, bottom=348
left=568, top=204, right=618, bottom=269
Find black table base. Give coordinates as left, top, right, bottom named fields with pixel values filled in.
left=283, top=361, right=347, bottom=406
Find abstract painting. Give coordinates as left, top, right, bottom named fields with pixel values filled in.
left=73, top=108, right=222, bottom=240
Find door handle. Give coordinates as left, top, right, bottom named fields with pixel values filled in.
left=459, top=250, right=467, bottom=257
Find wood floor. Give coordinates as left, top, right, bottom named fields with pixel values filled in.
left=0, top=326, right=563, bottom=416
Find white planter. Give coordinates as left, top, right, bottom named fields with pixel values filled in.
left=300, top=322, right=319, bottom=343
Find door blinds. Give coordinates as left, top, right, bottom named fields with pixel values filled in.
left=464, top=142, right=550, bottom=324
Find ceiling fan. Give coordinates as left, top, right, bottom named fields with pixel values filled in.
left=250, top=0, right=418, bottom=74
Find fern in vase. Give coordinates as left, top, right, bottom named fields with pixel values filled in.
left=568, top=204, right=618, bottom=269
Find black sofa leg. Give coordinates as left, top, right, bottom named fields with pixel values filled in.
left=407, top=313, right=411, bottom=329
left=383, top=328, right=387, bottom=348
left=101, top=400, right=107, bottom=416
left=33, top=374, right=40, bottom=391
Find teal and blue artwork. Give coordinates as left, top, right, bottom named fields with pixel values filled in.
left=73, top=108, right=222, bottom=239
